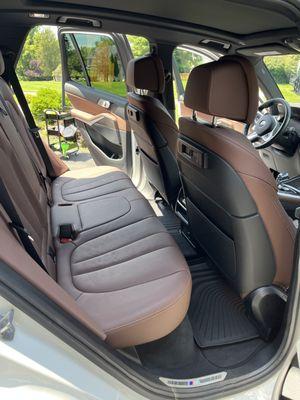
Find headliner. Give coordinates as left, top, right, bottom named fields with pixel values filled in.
left=38, top=0, right=299, bottom=36
left=0, top=0, right=300, bottom=57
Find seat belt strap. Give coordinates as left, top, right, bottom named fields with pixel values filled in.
left=4, top=56, right=56, bottom=179
left=0, top=177, right=49, bottom=274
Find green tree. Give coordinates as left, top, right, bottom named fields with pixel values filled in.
left=16, top=26, right=39, bottom=79
left=127, top=35, right=150, bottom=58
left=17, top=26, right=61, bottom=80
left=173, top=48, right=204, bottom=73
left=35, top=27, right=60, bottom=79
left=265, top=55, right=300, bottom=84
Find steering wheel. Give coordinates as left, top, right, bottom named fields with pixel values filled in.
left=245, top=98, right=291, bottom=149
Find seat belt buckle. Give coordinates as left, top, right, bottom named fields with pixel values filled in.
left=59, top=224, right=77, bottom=243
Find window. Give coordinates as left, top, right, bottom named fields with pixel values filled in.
left=64, top=32, right=127, bottom=97
left=173, top=46, right=215, bottom=122
left=64, top=34, right=86, bottom=85
left=16, top=25, right=64, bottom=120
left=264, top=54, right=300, bottom=106
left=173, top=47, right=213, bottom=94
left=127, top=35, right=150, bottom=58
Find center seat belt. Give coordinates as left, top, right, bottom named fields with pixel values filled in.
left=0, top=177, right=49, bottom=274
left=4, top=55, right=56, bottom=180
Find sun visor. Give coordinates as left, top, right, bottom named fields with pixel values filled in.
left=237, top=44, right=293, bottom=57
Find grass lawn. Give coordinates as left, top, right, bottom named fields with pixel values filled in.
left=20, top=80, right=127, bottom=98
left=20, top=80, right=62, bottom=94
left=278, top=84, right=300, bottom=105
left=21, top=80, right=300, bottom=111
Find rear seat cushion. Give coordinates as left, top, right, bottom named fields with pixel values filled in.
left=57, top=216, right=191, bottom=348
left=0, top=48, right=192, bottom=349
left=52, top=166, right=135, bottom=204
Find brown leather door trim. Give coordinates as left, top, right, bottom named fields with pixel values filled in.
left=67, top=92, right=127, bottom=131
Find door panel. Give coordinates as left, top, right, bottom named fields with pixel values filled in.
left=59, top=30, right=132, bottom=174
left=66, top=82, right=131, bottom=169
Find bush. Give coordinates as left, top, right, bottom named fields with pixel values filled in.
left=28, top=88, right=63, bottom=120
left=265, top=55, right=300, bottom=84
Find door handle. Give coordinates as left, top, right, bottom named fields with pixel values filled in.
left=98, top=99, right=111, bottom=109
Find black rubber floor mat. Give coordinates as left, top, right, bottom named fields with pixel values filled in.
left=189, top=261, right=259, bottom=348
left=151, top=200, right=198, bottom=259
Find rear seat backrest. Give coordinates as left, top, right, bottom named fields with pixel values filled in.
left=0, top=123, right=56, bottom=277
left=0, top=52, right=55, bottom=276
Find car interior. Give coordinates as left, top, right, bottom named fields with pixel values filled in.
left=1, top=0, right=300, bottom=397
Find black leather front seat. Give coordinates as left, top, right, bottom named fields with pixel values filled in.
left=177, top=56, right=296, bottom=296
left=126, top=55, right=181, bottom=206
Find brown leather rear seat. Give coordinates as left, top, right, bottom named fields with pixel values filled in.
left=0, top=51, right=191, bottom=347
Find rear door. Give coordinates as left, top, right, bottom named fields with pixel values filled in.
left=59, top=29, right=132, bottom=174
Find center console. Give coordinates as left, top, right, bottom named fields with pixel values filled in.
left=277, top=173, right=300, bottom=217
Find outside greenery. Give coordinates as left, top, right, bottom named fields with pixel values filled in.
left=17, top=26, right=63, bottom=122
left=17, top=28, right=151, bottom=121
left=127, top=35, right=150, bottom=58
left=264, top=55, right=300, bottom=105
left=17, top=26, right=300, bottom=123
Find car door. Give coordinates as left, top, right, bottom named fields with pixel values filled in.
left=59, top=29, right=132, bottom=174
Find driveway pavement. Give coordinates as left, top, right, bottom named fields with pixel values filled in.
left=62, top=151, right=96, bottom=170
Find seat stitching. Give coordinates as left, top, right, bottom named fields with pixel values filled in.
left=76, top=261, right=188, bottom=294
left=239, top=171, right=277, bottom=190
left=72, top=231, right=173, bottom=267
left=62, top=176, right=131, bottom=194
left=72, top=215, right=158, bottom=247
left=62, top=186, right=137, bottom=202
left=72, top=242, right=177, bottom=278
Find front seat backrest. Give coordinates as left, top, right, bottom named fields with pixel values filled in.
left=126, top=55, right=181, bottom=206
left=177, top=55, right=296, bottom=296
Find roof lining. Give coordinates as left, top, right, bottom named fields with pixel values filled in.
left=0, top=0, right=299, bottom=58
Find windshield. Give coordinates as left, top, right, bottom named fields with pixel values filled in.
left=264, top=54, right=300, bottom=106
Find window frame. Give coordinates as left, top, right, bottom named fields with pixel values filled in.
left=68, top=32, right=91, bottom=86
left=61, top=30, right=128, bottom=97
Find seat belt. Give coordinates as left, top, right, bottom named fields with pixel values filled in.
left=4, top=56, right=56, bottom=180
left=0, top=177, right=49, bottom=274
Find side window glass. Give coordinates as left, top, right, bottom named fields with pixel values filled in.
left=264, top=55, right=300, bottom=106
left=127, top=35, right=150, bottom=58
left=173, top=47, right=212, bottom=94
left=64, top=34, right=87, bottom=85
left=73, top=33, right=127, bottom=97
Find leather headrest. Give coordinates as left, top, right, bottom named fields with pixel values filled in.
left=184, top=55, right=258, bottom=124
left=0, top=50, right=4, bottom=76
left=126, top=55, right=165, bottom=93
